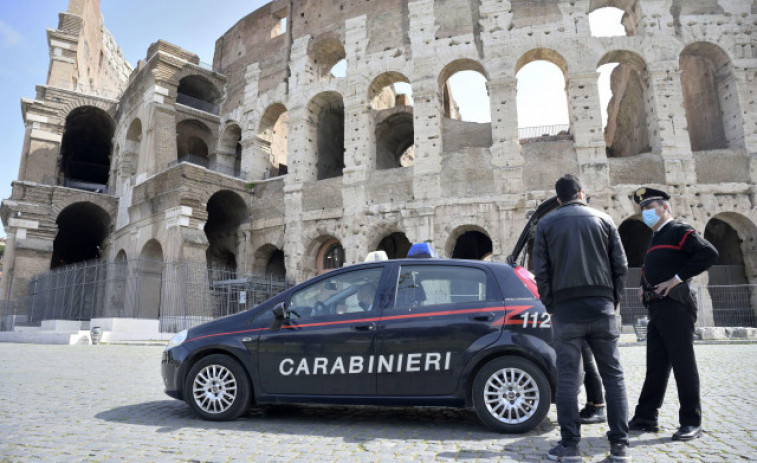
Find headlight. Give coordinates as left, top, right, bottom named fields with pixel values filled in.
left=165, top=329, right=188, bottom=351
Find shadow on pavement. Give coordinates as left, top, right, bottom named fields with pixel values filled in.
left=96, top=401, right=555, bottom=442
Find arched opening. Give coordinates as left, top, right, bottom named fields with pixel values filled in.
left=705, top=216, right=753, bottom=326
left=370, top=72, right=415, bottom=169
left=439, top=61, right=491, bottom=123
left=515, top=51, right=570, bottom=139
left=309, top=92, right=345, bottom=180
left=317, top=238, right=345, bottom=274
left=680, top=42, right=744, bottom=151
left=205, top=190, right=248, bottom=277
left=377, top=232, right=412, bottom=259
left=705, top=217, right=748, bottom=285
left=309, top=37, right=346, bottom=81
left=588, top=3, right=638, bottom=37
left=50, top=202, right=110, bottom=269
left=253, top=244, right=287, bottom=281
left=376, top=112, right=415, bottom=169
left=176, top=75, right=221, bottom=114
left=219, top=123, right=242, bottom=177
left=123, top=118, right=141, bottom=176
left=138, top=240, right=163, bottom=319
left=176, top=120, right=212, bottom=168
left=59, top=106, right=115, bottom=192
left=266, top=249, right=286, bottom=281
left=258, top=104, right=289, bottom=178
left=451, top=230, right=493, bottom=260
left=597, top=51, right=654, bottom=157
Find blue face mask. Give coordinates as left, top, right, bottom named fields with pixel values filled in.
left=642, top=209, right=660, bottom=228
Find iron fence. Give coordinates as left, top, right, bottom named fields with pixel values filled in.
left=619, top=285, right=757, bottom=328
left=9, top=259, right=291, bottom=333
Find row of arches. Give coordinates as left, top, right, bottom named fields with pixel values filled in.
left=57, top=38, right=744, bottom=195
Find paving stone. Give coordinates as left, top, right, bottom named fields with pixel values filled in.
left=0, top=343, right=755, bottom=462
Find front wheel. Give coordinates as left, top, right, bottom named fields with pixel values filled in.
left=472, top=356, right=551, bottom=433
left=185, top=354, right=251, bottom=421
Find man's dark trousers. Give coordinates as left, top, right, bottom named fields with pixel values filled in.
left=552, top=312, right=629, bottom=447
left=634, top=298, right=700, bottom=427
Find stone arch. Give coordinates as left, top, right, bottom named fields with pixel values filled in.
left=680, top=42, right=744, bottom=151
left=376, top=109, right=415, bottom=169
left=368, top=71, right=412, bottom=110
left=177, top=75, right=221, bottom=114
left=123, top=118, right=142, bottom=176
left=50, top=202, right=111, bottom=269
left=254, top=244, right=286, bottom=281
left=205, top=190, right=248, bottom=275
left=588, top=0, right=642, bottom=36
left=137, top=239, right=164, bottom=319
left=515, top=49, right=570, bottom=137
left=219, top=122, right=242, bottom=176
left=438, top=59, right=490, bottom=121
left=59, top=106, right=115, bottom=191
left=308, top=236, right=344, bottom=276
left=446, top=226, right=493, bottom=260
left=376, top=231, right=412, bottom=259
left=704, top=213, right=757, bottom=326
left=258, top=103, right=289, bottom=178
left=308, top=92, right=345, bottom=180
left=597, top=50, right=656, bottom=157
left=176, top=119, right=213, bottom=167
left=309, top=35, right=346, bottom=81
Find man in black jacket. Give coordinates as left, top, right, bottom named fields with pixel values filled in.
left=533, top=174, right=630, bottom=462
left=628, top=187, right=718, bottom=441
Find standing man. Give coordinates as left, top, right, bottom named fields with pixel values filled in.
left=533, top=174, right=630, bottom=462
left=628, top=187, right=718, bottom=441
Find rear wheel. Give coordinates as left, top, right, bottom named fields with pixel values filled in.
left=472, top=356, right=551, bottom=433
left=185, top=354, right=251, bottom=421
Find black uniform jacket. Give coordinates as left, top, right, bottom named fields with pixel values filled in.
left=642, top=221, right=718, bottom=288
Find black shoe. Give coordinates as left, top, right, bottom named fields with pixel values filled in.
left=579, top=404, right=606, bottom=424
left=547, top=442, right=582, bottom=462
left=672, top=425, right=701, bottom=441
left=628, top=416, right=659, bottom=432
left=609, top=442, right=631, bottom=462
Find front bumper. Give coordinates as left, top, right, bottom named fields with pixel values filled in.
left=161, top=345, right=189, bottom=400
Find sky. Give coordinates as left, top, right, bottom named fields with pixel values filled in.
left=0, top=2, right=624, bottom=238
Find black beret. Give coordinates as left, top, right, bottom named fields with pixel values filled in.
left=633, top=187, right=671, bottom=206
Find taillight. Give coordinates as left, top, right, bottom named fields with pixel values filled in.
left=514, top=266, right=540, bottom=299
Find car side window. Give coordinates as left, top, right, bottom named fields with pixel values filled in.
left=289, top=268, right=383, bottom=319
left=392, top=265, right=492, bottom=310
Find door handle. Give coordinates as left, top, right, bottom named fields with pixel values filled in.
left=470, top=313, right=496, bottom=322
left=352, top=322, right=376, bottom=331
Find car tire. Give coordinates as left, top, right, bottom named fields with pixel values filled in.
left=185, top=354, right=251, bottom=421
left=472, top=356, right=551, bottom=433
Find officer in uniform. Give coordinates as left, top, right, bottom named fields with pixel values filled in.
left=628, top=187, right=718, bottom=441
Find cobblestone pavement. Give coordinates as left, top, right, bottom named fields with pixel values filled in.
left=0, top=342, right=755, bottom=462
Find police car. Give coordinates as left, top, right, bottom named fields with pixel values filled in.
left=161, top=243, right=556, bottom=433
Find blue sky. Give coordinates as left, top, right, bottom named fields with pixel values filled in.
left=0, top=2, right=622, bottom=238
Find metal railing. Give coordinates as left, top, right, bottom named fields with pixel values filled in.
left=6, top=259, right=291, bottom=333
left=619, top=285, right=757, bottom=328
left=176, top=92, right=220, bottom=115
left=518, top=124, right=570, bottom=140
left=41, top=175, right=114, bottom=195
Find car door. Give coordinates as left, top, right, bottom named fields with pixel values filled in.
left=257, top=266, right=386, bottom=396
left=375, top=262, right=504, bottom=396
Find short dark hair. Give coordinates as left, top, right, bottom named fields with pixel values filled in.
left=555, top=174, right=583, bottom=202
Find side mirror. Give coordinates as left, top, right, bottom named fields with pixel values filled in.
left=271, top=302, right=287, bottom=330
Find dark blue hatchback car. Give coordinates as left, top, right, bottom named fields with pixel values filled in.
left=162, top=247, right=556, bottom=433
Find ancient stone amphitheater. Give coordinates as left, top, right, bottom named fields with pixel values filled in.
left=1, top=0, right=755, bottom=336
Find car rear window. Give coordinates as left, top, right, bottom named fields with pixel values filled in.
left=392, top=264, right=495, bottom=310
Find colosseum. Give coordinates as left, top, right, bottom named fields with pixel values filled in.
left=1, top=0, right=755, bottom=340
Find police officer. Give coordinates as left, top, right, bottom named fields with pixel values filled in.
left=628, top=187, right=718, bottom=441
